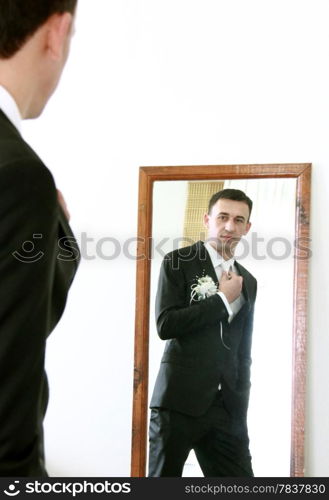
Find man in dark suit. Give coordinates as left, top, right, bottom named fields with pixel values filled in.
left=149, top=189, right=257, bottom=477
left=0, top=0, right=79, bottom=476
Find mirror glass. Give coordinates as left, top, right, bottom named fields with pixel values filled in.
left=148, top=178, right=297, bottom=476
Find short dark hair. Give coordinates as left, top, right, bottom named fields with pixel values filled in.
left=208, top=188, right=253, bottom=220
left=0, top=0, right=78, bottom=59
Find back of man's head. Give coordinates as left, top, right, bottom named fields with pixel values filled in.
left=0, top=0, right=77, bottom=59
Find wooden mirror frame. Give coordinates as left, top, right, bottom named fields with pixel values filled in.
left=131, top=163, right=311, bottom=477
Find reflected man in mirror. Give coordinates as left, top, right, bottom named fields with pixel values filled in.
left=0, top=0, right=79, bottom=476
left=149, top=189, right=257, bottom=477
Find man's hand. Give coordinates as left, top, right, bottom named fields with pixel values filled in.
left=57, top=189, right=70, bottom=222
left=219, top=271, right=243, bottom=303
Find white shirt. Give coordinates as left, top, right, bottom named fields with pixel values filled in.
left=204, top=241, right=245, bottom=323
left=0, top=85, right=22, bottom=133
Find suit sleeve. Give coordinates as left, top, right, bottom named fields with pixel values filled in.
left=237, top=297, right=256, bottom=390
left=0, top=158, right=58, bottom=475
left=155, top=252, right=229, bottom=340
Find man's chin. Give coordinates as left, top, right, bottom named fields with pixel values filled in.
left=25, top=104, right=45, bottom=120
left=213, top=238, right=239, bottom=256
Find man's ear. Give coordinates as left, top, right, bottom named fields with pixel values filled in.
left=46, top=12, right=73, bottom=61
left=203, top=213, right=209, bottom=228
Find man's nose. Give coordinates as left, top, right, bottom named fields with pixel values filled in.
left=225, top=218, right=235, bottom=232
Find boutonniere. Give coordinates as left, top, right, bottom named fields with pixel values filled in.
left=190, top=274, right=218, bottom=303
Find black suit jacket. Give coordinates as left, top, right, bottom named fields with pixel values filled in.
left=150, top=240, right=257, bottom=419
left=0, top=110, right=79, bottom=476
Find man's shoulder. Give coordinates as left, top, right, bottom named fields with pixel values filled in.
left=164, top=240, right=204, bottom=260
left=0, top=146, right=55, bottom=202
left=0, top=114, right=52, bottom=183
left=161, top=241, right=206, bottom=272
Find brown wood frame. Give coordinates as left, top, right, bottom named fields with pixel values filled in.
left=131, top=163, right=311, bottom=477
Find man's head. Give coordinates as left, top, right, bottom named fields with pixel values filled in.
left=204, top=189, right=253, bottom=259
left=0, top=0, right=77, bottom=118
left=0, top=0, right=77, bottom=59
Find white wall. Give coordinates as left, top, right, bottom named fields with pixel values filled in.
left=22, top=0, right=329, bottom=476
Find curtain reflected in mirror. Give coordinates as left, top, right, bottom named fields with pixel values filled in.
left=131, top=164, right=311, bottom=477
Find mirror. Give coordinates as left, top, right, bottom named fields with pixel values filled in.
left=131, top=164, right=311, bottom=477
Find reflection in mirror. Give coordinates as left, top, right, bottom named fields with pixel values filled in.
left=131, top=164, right=311, bottom=477
left=149, top=178, right=296, bottom=476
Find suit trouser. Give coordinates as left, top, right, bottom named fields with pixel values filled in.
left=148, top=391, right=253, bottom=477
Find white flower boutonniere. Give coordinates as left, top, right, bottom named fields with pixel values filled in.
left=190, top=275, right=218, bottom=303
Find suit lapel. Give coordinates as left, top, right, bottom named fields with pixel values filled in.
left=193, top=243, right=252, bottom=320
left=234, top=261, right=252, bottom=317
left=195, top=242, right=252, bottom=298
left=196, top=241, right=219, bottom=285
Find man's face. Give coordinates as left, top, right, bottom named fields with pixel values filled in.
left=204, top=198, right=251, bottom=257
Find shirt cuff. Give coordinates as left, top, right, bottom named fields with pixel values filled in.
left=217, top=291, right=234, bottom=323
